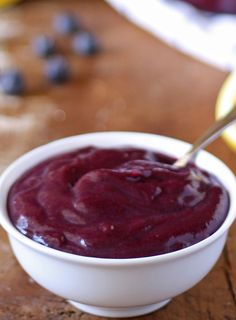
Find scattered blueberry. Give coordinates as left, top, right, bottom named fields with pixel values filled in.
left=45, top=56, right=70, bottom=84
left=32, top=35, right=57, bottom=58
left=72, top=31, right=99, bottom=56
left=54, top=12, right=80, bottom=35
left=0, top=70, right=25, bottom=95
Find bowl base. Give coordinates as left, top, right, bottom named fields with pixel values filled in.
left=68, top=299, right=171, bottom=318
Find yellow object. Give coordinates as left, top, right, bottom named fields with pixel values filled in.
left=215, top=71, right=236, bottom=152
left=0, top=0, right=20, bottom=7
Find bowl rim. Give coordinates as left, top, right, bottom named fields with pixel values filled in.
left=0, top=131, right=236, bottom=266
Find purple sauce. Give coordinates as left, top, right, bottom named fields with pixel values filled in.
left=8, top=147, right=229, bottom=259
left=181, top=0, right=236, bottom=14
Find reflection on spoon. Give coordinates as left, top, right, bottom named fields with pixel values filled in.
left=174, top=106, right=236, bottom=167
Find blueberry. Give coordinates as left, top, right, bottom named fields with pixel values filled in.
left=72, top=32, right=99, bottom=56
left=0, top=70, right=25, bottom=95
left=54, top=12, right=80, bottom=35
left=45, top=56, right=70, bottom=84
left=32, top=35, right=56, bottom=58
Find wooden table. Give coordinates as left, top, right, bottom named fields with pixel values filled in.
left=0, top=0, right=235, bottom=319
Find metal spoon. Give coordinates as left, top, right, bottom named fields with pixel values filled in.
left=174, top=106, right=236, bottom=167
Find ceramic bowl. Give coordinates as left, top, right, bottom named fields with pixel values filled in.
left=0, top=132, right=235, bottom=318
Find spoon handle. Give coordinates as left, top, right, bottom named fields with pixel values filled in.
left=174, top=106, right=236, bottom=167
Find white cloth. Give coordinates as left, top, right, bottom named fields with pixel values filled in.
left=106, top=0, right=236, bottom=71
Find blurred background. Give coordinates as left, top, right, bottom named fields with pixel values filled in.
left=0, top=1, right=236, bottom=319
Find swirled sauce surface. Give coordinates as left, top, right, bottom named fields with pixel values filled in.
left=8, top=147, right=229, bottom=258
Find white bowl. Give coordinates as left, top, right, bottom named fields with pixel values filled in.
left=0, top=132, right=235, bottom=318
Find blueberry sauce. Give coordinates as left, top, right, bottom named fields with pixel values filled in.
left=181, top=0, right=236, bottom=14
left=8, top=147, right=229, bottom=258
